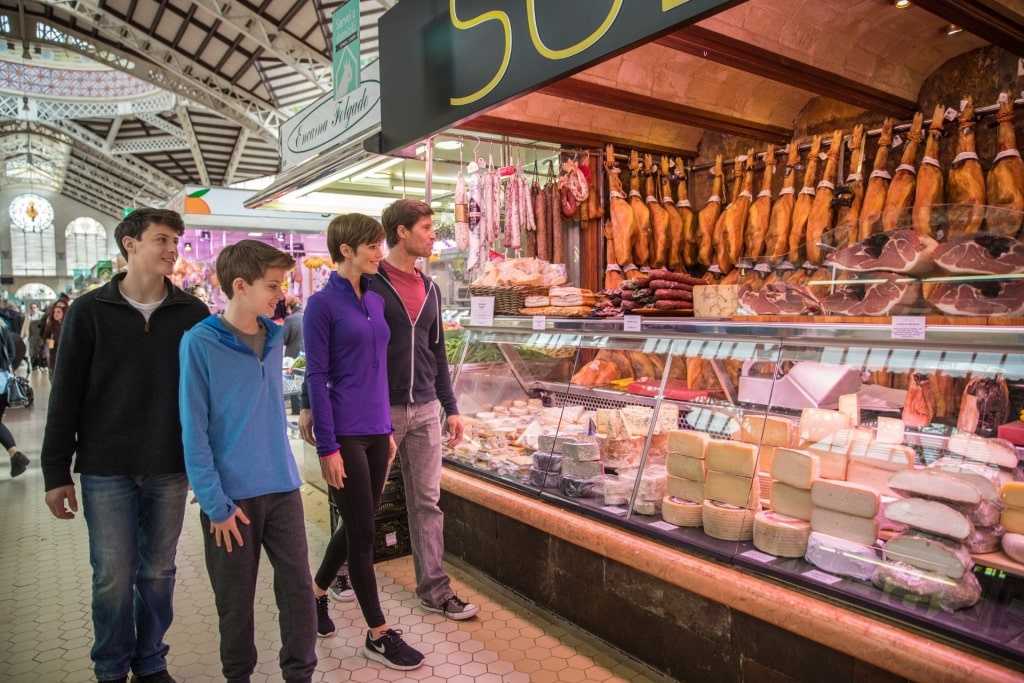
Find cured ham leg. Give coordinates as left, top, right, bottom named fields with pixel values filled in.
left=661, top=156, right=685, bottom=272
left=806, top=130, right=843, bottom=264
left=765, top=141, right=799, bottom=264
left=946, top=97, right=986, bottom=239
left=903, top=373, right=936, bottom=429
left=789, top=135, right=822, bottom=264
left=833, top=125, right=866, bottom=251
left=628, top=150, right=652, bottom=267
left=858, top=118, right=895, bottom=240
left=913, top=104, right=947, bottom=238
left=605, top=144, right=635, bottom=268
left=986, top=92, right=1024, bottom=237
left=882, top=112, right=924, bottom=232
left=697, top=155, right=724, bottom=268
left=646, top=154, right=670, bottom=269
left=712, top=156, right=744, bottom=272
left=675, top=157, right=697, bottom=270
left=746, top=145, right=775, bottom=260
left=719, top=150, right=755, bottom=273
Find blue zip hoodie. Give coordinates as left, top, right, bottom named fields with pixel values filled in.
left=304, top=272, right=392, bottom=456
left=179, top=315, right=300, bottom=524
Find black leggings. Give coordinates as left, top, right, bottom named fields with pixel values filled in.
left=0, top=394, right=14, bottom=451
left=314, top=433, right=390, bottom=628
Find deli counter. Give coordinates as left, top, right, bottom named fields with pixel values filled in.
left=440, top=316, right=1024, bottom=681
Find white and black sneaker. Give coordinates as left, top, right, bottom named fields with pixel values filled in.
left=420, top=594, right=480, bottom=620
left=327, top=574, right=355, bottom=602
left=364, top=629, right=424, bottom=670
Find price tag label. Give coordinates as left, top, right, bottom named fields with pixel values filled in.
left=649, top=520, right=678, bottom=531
left=624, top=314, right=642, bottom=332
left=740, top=549, right=777, bottom=564
left=944, top=107, right=959, bottom=121
left=891, top=316, right=926, bottom=340
left=532, top=315, right=546, bottom=330
left=803, top=569, right=843, bottom=585
left=601, top=506, right=628, bottom=516
left=891, top=134, right=903, bottom=149
left=469, top=296, right=495, bottom=327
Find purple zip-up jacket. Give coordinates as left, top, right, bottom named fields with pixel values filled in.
left=303, top=272, right=392, bottom=456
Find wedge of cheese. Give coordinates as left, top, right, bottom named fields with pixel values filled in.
left=810, top=480, right=880, bottom=518
left=838, top=393, right=861, bottom=427
left=798, top=408, right=851, bottom=445
left=770, top=448, right=820, bottom=489
left=769, top=481, right=814, bottom=521
left=885, top=498, right=973, bottom=541
left=666, top=475, right=704, bottom=504
left=667, top=429, right=710, bottom=459
left=810, top=507, right=879, bottom=546
left=705, top=470, right=759, bottom=509
left=845, top=462, right=898, bottom=497
left=883, top=532, right=973, bottom=580
left=933, top=469, right=998, bottom=505
left=888, top=469, right=982, bottom=507
left=739, top=414, right=794, bottom=447
left=848, top=442, right=915, bottom=472
left=706, top=440, right=759, bottom=478
left=947, top=433, right=1018, bottom=469
left=874, top=416, right=905, bottom=445
left=667, top=453, right=706, bottom=481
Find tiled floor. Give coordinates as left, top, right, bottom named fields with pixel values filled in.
left=0, top=371, right=667, bottom=683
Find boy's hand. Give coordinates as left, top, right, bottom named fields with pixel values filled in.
left=210, top=507, right=250, bottom=552
left=45, top=485, right=79, bottom=520
left=298, top=409, right=315, bottom=446
left=320, top=452, right=346, bottom=490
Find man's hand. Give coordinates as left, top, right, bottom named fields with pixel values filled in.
left=445, top=414, right=465, bottom=447
left=45, top=485, right=79, bottom=520
left=298, top=408, right=315, bottom=446
left=320, top=452, right=346, bottom=490
left=210, top=507, right=250, bottom=552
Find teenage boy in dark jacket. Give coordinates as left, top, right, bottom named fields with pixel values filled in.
left=41, top=208, right=210, bottom=683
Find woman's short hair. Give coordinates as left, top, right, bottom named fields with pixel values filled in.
left=326, top=214, right=385, bottom=263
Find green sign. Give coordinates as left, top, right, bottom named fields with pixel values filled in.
left=122, top=207, right=136, bottom=218
left=332, top=0, right=360, bottom=102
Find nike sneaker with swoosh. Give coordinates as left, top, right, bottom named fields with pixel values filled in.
left=364, top=629, right=425, bottom=670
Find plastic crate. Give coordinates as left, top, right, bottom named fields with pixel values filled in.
left=327, top=503, right=411, bottom=563
left=377, top=476, right=406, bottom=517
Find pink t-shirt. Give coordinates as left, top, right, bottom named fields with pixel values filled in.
left=380, top=260, right=426, bottom=323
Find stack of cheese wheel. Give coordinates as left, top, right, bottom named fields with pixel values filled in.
left=799, top=408, right=855, bottom=480
left=1000, top=482, right=1024, bottom=563
left=804, top=480, right=882, bottom=580
left=845, top=417, right=915, bottom=496
left=756, top=448, right=818, bottom=557
left=702, top=438, right=761, bottom=541
left=662, top=430, right=709, bottom=527
left=739, top=413, right=795, bottom=504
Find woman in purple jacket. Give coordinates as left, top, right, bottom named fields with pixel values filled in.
left=303, top=213, right=425, bottom=671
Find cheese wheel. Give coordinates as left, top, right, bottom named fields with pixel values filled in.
left=874, top=416, right=905, bottom=445
left=933, top=469, right=999, bottom=504
left=798, top=408, right=851, bottom=444
left=810, top=507, right=879, bottom=546
left=706, top=440, right=759, bottom=477
left=810, top=480, right=880, bottom=518
left=667, top=429, right=709, bottom=459
left=705, top=470, right=759, bottom=509
left=933, top=456, right=1014, bottom=489
left=1001, top=507, right=1024, bottom=535
left=845, top=462, right=898, bottom=497
left=848, top=441, right=915, bottom=472
left=758, top=475, right=772, bottom=503
left=770, top=448, right=820, bottom=489
left=1002, top=532, right=1024, bottom=563
left=753, top=510, right=811, bottom=558
left=883, top=532, right=973, bottom=580
left=1003, top=481, right=1024, bottom=510
left=702, top=500, right=758, bottom=541
left=666, top=475, right=704, bottom=504
left=667, top=453, right=706, bottom=481
left=886, top=498, right=974, bottom=541
left=888, top=469, right=982, bottom=507
left=739, top=415, right=794, bottom=447
left=662, top=496, right=703, bottom=527
left=947, top=433, right=1018, bottom=470
left=769, top=481, right=814, bottom=521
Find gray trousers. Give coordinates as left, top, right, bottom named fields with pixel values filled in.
left=201, top=489, right=317, bottom=683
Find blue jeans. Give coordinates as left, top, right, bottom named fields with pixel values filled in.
left=81, top=473, right=189, bottom=681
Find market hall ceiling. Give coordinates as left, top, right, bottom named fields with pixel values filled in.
left=1, top=0, right=1021, bottom=219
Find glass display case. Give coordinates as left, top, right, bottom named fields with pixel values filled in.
left=445, top=316, right=1024, bottom=663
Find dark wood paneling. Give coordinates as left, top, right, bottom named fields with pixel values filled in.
left=913, top=0, right=1024, bottom=56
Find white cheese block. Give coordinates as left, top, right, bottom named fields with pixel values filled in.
left=888, top=469, right=982, bottom=507
left=662, top=496, right=703, bottom=527
left=810, top=507, right=879, bottom=546
left=798, top=408, right=851, bottom=445
left=598, top=435, right=646, bottom=470
left=883, top=531, right=973, bottom=580
left=739, top=415, right=794, bottom=447
left=562, top=405, right=586, bottom=424
left=1001, top=481, right=1024, bottom=510
left=838, top=393, right=861, bottom=427
left=845, top=462, right=899, bottom=497
left=561, top=458, right=603, bottom=478
left=886, top=498, right=974, bottom=541
left=848, top=442, right=915, bottom=472
left=810, top=480, right=880, bottom=518
left=706, top=440, right=759, bottom=478
left=667, top=453, right=706, bottom=481
left=769, top=481, right=814, bottom=521
left=666, top=475, right=704, bottom=504
left=1002, top=532, right=1024, bottom=563
left=770, top=448, right=820, bottom=489
left=620, top=404, right=680, bottom=436
left=632, top=499, right=661, bottom=516
left=805, top=531, right=881, bottom=581
left=595, top=409, right=630, bottom=439
left=702, top=499, right=758, bottom=541
left=874, top=416, right=906, bottom=445
left=947, top=432, right=1018, bottom=470
left=666, top=429, right=709, bottom=459
left=1000, top=507, right=1024, bottom=534
left=753, top=510, right=811, bottom=558
left=705, top=470, right=759, bottom=509
left=562, top=440, right=601, bottom=462
left=638, top=467, right=668, bottom=501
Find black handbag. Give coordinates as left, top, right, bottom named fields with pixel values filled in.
left=6, top=375, right=29, bottom=408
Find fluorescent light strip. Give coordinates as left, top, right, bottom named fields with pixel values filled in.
left=350, top=157, right=404, bottom=182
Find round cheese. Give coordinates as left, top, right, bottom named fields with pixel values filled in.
left=702, top=499, right=758, bottom=541
left=1002, top=532, right=1024, bottom=564
left=662, top=496, right=703, bottom=527
left=753, top=510, right=811, bottom=558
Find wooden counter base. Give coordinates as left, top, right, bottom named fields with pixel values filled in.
left=441, top=468, right=1020, bottom=683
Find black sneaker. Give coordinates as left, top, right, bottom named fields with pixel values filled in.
left=327, top=574, right=355, bottom=602
left=10, top=451, right=29, bottom=478
left=315, top=595, right=336, bottom=638
left=364, top=629, right=425, bottom=670
left=420, top=594, right=480, bottom=620
left=130, top=671, right=177, bottom=683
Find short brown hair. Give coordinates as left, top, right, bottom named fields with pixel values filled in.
left=216, top=240, right=295, bottom=299
left=326, top=214, right=385, bottom=263
left=381, top=199, right=433, bottom=248
left=114, top=208, right=185, bottom=258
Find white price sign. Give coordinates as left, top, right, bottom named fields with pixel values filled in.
left=623, top=314, right=642, bottom=332
left=469, top=296, right=495, bottom=327
left=891, top=316, right=926, bottom=340
left=532, top=315, right=546, bottom=330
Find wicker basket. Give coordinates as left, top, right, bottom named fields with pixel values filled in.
left=467, top=285, right=549, bottom=315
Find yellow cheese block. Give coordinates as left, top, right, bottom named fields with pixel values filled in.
left=667, top=429, right=709, bottom=459
left=706, top=439, right=759, bottom=478
left=810, top=507, right=879, bottom=546
left=838, top=393, right=861, bottom=427
left=874, top=417, right=906, bottom=445
left=667, top=453, right=706, bottom=481
left=1001, top=506, right=1024, bottom=535
left=1002, top=481, right=1024, bottom=510
left=844, top=462, right=898, bottom=497
left=810, top=479, right=880, bottom=518
left=798, top=408, right=851, bottom=445
left=769, top=481, right=814, bottom=521
left=739, top=414, right=795, bottom=447
left=666, top=475, right=704, bottom=504
left=705, top=470, right=759, bottom=509
left=804, top=441, right=849, bottom=480
left=770, top=448, right=820, bottom=489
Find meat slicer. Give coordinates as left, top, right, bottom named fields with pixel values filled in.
left=738, top=361, right=862, bottom=410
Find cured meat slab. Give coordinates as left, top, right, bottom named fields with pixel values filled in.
left=932, top=233, right=1024, bottom=275
left=820, top=272, right=921, bottom=316
left=826, top=229, right=938, bottom=276
left=929, top=279, right=1024, bottom=317
left=739, top=282, right=821, bottom=315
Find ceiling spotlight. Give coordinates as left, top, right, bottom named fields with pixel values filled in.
left=184, top=242, right=193, bottom=252
left=942, top=23, right=963, bottom=35
left=276, top=232, right=286, bottom=242
left=893, top=0, right=910, bottom=8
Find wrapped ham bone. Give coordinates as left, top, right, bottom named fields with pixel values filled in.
left=873, top=561, right=982, bottom=612
left=965, top=525, right=1004, bottom=554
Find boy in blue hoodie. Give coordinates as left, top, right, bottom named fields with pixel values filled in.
left=179, top=240, right=316, bottom=683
